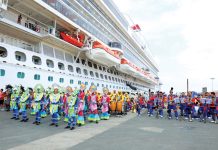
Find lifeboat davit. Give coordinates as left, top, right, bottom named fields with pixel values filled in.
left=60, top=32, right=84, bottom=48
left=85, top=41, right=121, bottom=67
left=117, top=58, right=137, bottom=75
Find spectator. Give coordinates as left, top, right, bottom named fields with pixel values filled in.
left=0, top=89, right=5, bottom=111
left=17, top=14, right=22, bottom=24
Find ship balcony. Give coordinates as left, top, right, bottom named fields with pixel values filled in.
left=0, top=10, right=49, bottom=41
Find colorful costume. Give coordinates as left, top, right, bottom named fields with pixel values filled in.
left=32, top=84, right=44, bottom=125
left=100, top=88, right=110, bottom=120
left=167, top=94, right=178, bottom=119
left=88, top=84, right=100, bottom=123
left=10, top=86, right=20, bottom=120
left=77, top=84, right=86, bottom=126
left=49, top=84, right=62, bottom=127
left=110, top=90, right=117, bottom=114
left=65, top=90, right=79, bottom=130
left=154, top=95, right=164, bottom=118
left=116, top=91, right=124, bottom=115
left=19, top=88, right=32, bottom=122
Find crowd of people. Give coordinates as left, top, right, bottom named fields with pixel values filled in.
left=0, top=84, right=217, bottom=131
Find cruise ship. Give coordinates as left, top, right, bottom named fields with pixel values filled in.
left=0, top=0, right=159, bottom=93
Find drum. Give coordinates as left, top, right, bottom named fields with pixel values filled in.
left=116, top=101, right=123, bottom=113
left=110, top=101, right=116, bottom=112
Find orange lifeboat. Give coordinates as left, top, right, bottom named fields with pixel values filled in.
left=60, top=32, right=84, bottom=48
left=85, top=41, right=121, bottom=66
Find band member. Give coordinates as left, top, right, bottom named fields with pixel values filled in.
left=148, top=91, right=155, bottom=116
left=49, top=84, right=62, bottom=127
left=32, top=84, right=44, bottom=125
left=167, top=90, right=178, bottom=119
left=88, top=84, right=100, bottom=123
left=179, top=92, right=187, bottom=118
left=185, top=92, right=193, bottom=122
left=10, top=86, right=21, bottom=120
left=64, top=86, right=73, bottom=122
left=65, top=90, right=79, bottom=130
left=100, top=87, right=110, bottom=120
left=154, top=92, right=164, bottom=118
left=210, top=92, right=217, bottom=123
left=77, top=83, right=86, bottom=126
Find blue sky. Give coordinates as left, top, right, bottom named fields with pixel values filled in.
left=114, top=0, right=218, bottom=93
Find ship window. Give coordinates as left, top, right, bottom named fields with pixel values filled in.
left=110, top=85, right=112, bottom=88
left=0, top=46, right=7, bottom=58
left=58, top=62, right=65, bottom=70
left=59, top=78, right=64, bottom=83
left=0, top=69, right=5, bottom=76
left=55, top=49, right=64, bottom=60
left=65, top=53, right=73, bottom=63
left=108, top=76, right=111, bottom=81
left=107, top=69, right=110, bottom=73
left=88, top=61, right=92, bottom=67
left=68, top=65, right=73, bottom=72
left=100, top=74, right=103, bottom=79
left=85, top=82, right=88, bottom=85
left=17, top=72, right=25, bottom=79
left=90, top=71, right=94, bottom=77
left=116, top=86, right=118, bottom=89
left=46, top=59, right=54, bottom=68
left=48, top=76, right=53, bottom=82
left=106, top=85, right=108, bottom=88
left=102, top=84, right=104, bottom=87
left=70, top=79, right=74, bottom=84
left=81, top=59, right=86, bottom=65
left=78, top=81, right=81, bottom=85
left=93, top=63, right=97, bottom=69
left=104, top=75, right=108, bottom=80
left=95, top=72, right=99, bottom=78
left=118, top=78, right=120, bottom=83
left=34, top=74, right=40, bottom=80
left=113, top=86, right=115, bottom=88
left=15, top=51, right=26, bottom=62
left=97, top=83, right=99, bottom=87
left=112, top=77, right=114, bottom=81
left=115, top=78, right=117, bottom=82
left=76, top=58, right=80, bottom=64
left=83, top=69, right=88, bottom=76
left=43, top=44, right=54, bottom=57
left=76, top=67, right=81, bottom=74
left=99, top=66, right=102, bottom=70
left=103, top=67, right=106, bottom=71
left=32, top=56, right=42, bottom=65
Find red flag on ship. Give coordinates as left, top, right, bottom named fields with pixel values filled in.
left=131, top=24, right=141, bottom=32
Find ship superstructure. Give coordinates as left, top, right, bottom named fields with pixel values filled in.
left=0, top=0, right=159, bottom=93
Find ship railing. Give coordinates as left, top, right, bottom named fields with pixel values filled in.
left=1, top=6, right=49, bottom=35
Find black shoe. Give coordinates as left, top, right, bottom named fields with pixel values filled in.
left=78, top=124, right=81, bottom=127
left=24, top=118, right=29, bottom=122
left=96, top=121, right=99, bottom=124
left=70, top=127, right=75, bottom=130
left=65, top=126, right=70, bottom=129
left=36, top=122, right=40, bottom=125
left=50, top=123, right=55, bottom=126
left=55, top=124, right=58, bottom=127
left=15, top=118, right=19, bottom=120
left=20, top=119, right=24, bottom=122
left=33, top=121, right=37, bottom=124
left=11, top=117, right=15, bottom=119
